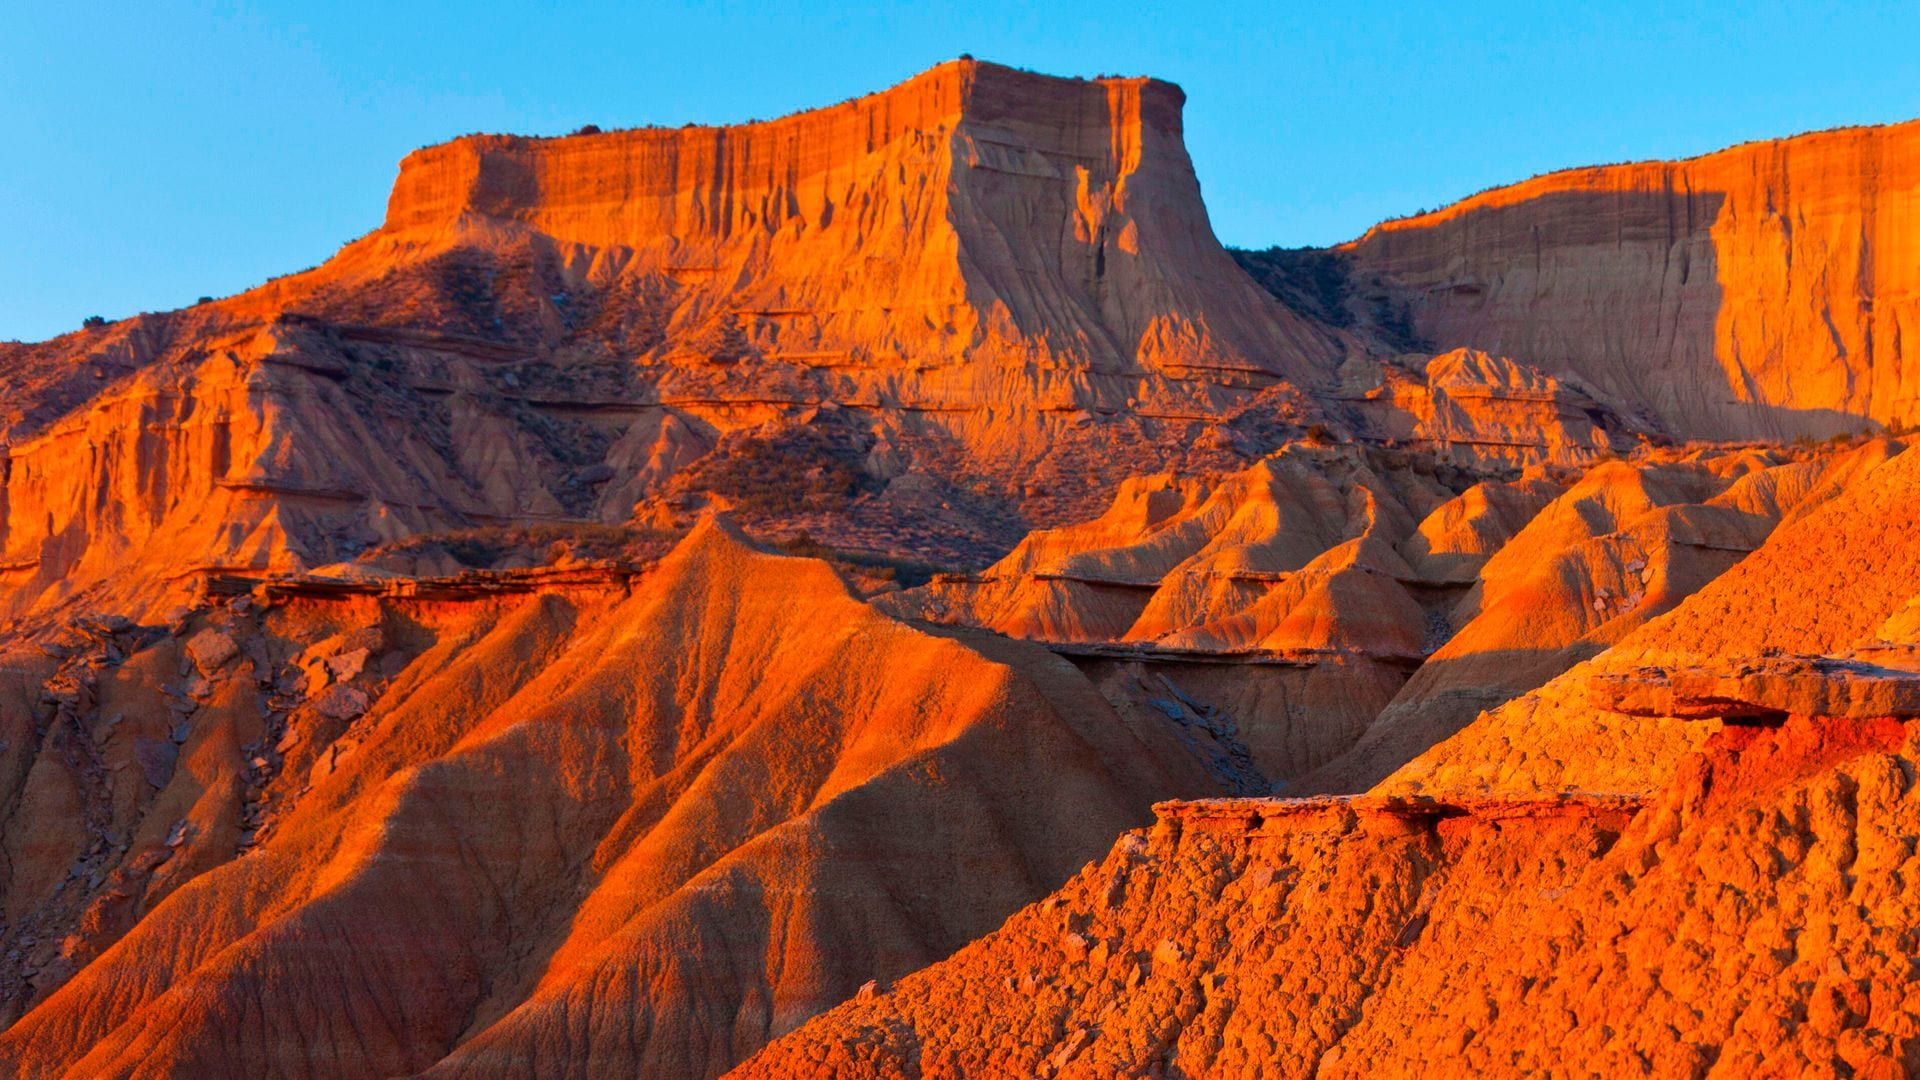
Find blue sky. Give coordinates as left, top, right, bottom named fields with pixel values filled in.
left=4, top=2, right=1918, bottom=342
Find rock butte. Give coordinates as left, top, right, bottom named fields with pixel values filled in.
left=0, top=59, right=1351, bottom=622
left=2, top=57, right=1920, bottom=1078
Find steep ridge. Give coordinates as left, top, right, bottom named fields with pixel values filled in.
left=1298, top=442, right=1886, bottom=791
left=0, top=522, right=1227, bottom=1077
left=1323, top=120, right=1920, bottom=439
left=7, top=58, right=1920, bottom=1080
left=361, top=60, right=1336, bottom=391
left=0, top=317, right=622, bottom=622
left=879, top=435, right=1877, bottom=792
left=721, top=432, right=1920, bottom=1078
left=740, top=709, right=1920, bottom=1077
left=880, top=442, right=1448, bottom=783
left=1337, top=348, right=1631, bottom=466
left=1387, top=436, right=1919, bottom=796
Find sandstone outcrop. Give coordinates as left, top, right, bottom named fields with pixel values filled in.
left=0, top=60, right=1355, bottom=622
left=1296, top=443, right=1878, bottom=791
left=882, top=437, right=1876, bottom=792
left=877, top=442, right=1452, bottom=781
left=1327, top=120, right=1920, bottom=439
left=1340, top=347, right=1627, bottom=465
left=7, top=57, right=1920, bottom=1080
left=1591, top=652, right=1920, bottom=721
left=1386, top=437, right=1920, bottom=796
left=363, top=61, right=1338, bottom=395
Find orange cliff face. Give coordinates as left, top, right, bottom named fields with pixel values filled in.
left=0, top=60, right=1344, bottom=622
left=357, top=58, right=1339, bottom=399
left=1331, top=120, right=1920, bottom=439
left=741, top=712, right=1920, bottom=1078
left=737, top=440, right=1920, bottom=1077
left=738, top=442, right=1920, bottom=1074
left=11, top=56, right=1920, bottom=1080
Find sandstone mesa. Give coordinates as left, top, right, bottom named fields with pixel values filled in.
left=2, top=58, right=1919, bottom=1078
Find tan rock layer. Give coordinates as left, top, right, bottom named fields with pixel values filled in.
left=1341, top=120, right=1920, bottom=439
left=0, top=60, right=1346, bottom=622
left=367, top=58, right=1338, bottom=394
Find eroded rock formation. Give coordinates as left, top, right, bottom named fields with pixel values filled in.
left=741, top=710, right=1920, bottom=1077
left=880, top=436, right=1890, bottom=793
left=0, top=521, right=1230, bottom=1077
left=5, top=56, right=1920, bottom=1079
left=0, top=60, right=1349, bottom=623
left=1328, top=120, right=1920, bottom=439
left=1388, top=436, right=1920, bottom=796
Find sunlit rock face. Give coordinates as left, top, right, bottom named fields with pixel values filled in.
left=740, top=438, right=1920, bottom=1080
left=6, top=55, right=1920, bottom=1080
left=1333, top=120, right=1920, bottom=440
left=0, top=60, right=1348, bottom=622
left=742, top=712, right=1920, bottom=1079
left=1385, top=435, right=1920, bottom=799
left=879, top=432, right=1910, bottom=796
left=374, top=60, right=1338, bottom=394
left=0, top=522, right=1228, bottom=1078
left=1339, top=347, right=1623, bottom=466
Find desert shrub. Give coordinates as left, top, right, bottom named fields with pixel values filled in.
left=374, top=522, right=671, bottom=568
left=1369, top=294, right=1423, bottom=351
left=776, top=531, right=948, bottom=588
left=1232, top=247, right=1353, bottom=328
left=675, top=421, right=882, bottom=517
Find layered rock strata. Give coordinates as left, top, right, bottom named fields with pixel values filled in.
left=1333, top=120, right=1920, bottom=439
left=0, top=523, right=1231, bottom=1077
left=0, top=60, right=1344, bottom=621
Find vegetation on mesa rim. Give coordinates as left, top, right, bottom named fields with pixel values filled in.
left=1233, top=245, right=1424, bottom=352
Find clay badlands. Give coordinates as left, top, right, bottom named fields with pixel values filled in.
left=3, top=57, right=1919, bottom=1076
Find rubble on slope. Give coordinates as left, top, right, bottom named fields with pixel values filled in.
left=736, top=709, right=1920, bottom=1078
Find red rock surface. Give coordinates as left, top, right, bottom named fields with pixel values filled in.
left=1336, top=120, right=1920, bottom=439
left=4, top=58, right=1920, bottom=1079
left=368, top=61, right=1336, bottom=390
left=0, top=60, right=1346, bottom=622
left=0, top=521, right=1227, bottom=1076
left=739, top=714, right=1920, bottom=1077
left=1388, top=436, right=1920, bottom=797
left=1340, top=347, right=1629, bottom=466
left=883, top=437, right=1882, bottom=794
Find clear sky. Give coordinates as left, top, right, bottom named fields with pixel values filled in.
left=4, top=1, right=1918, bottom=342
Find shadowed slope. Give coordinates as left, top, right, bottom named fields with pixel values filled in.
left=880, top=438, right=1884, bottom=792
left=740, top=450, right=1920, bottom=1072
left=1296, top=447, right=1865, bottom=791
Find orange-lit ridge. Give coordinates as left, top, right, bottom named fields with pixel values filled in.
left=2, top=59, right=1919, bottom=1077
